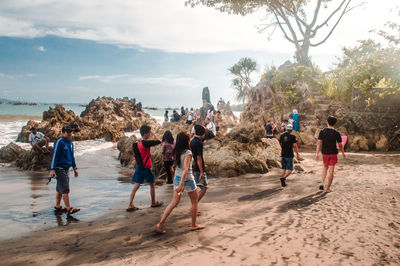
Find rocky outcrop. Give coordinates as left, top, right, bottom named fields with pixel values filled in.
left=216, top=99, right=239, bottom=130
left=242, top=62, right=400, bottom=151
left=17, top=97, right=156, bottom=143
left=200, top=87, right=213, bottom=120
left=0, top=143, right=53, bottom=170
left=116, top=124, right=283, bottom=178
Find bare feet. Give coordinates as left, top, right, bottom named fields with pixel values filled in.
left=156, top=223, right=166, bottom=234
left=190, top=224, right=205, bottom=231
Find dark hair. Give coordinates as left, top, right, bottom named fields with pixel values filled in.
left=327, top=116, right=337, bottom=126
left=165, top=110, right=168, bottom=114
left=173, top=132, right=190, bottom=167
left=140, top=125, right=151, bottom=136
left=283, top=120, right=288, bottom=123
left=217, top=111, right=221, bottom=114
left=30, top=127, right=36, bottom=131
left=194, top=125, right=205, bottom=136
left=190, top=108, right=193, bottom=111
left=162, top=130, right=174, bottom=144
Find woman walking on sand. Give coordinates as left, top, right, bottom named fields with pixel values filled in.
left=156, top=132, right=205, bottom=234
left=162, top=130, right=175, bottom=184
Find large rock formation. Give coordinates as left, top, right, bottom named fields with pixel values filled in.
left=242, top=62, right=400, bottom=151
left=0, top=143, right=53, bottom=170
left=17, top=97, right=157, bottom=143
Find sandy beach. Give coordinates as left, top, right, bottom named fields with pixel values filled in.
left=0, top=151, right=399, bottom=265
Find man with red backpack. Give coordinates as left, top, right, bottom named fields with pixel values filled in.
left=126, top=125, right=163, bottom=212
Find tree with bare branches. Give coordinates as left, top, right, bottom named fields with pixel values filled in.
left=186, top=0, right=360, bottom=67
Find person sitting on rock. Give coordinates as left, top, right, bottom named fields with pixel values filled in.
left=127, top=125, right=163, bottom=211
left=205, top=117, right=216, bottom=138
left=265, top=120, right=276, bottom=139
left=214, top=111, right=222, bottom=132
left=279, top=124, right=300, bottom=187
left=164, top=110, right=169, bottom=122
left=49, top=126, right=80, bottom=215
left=281, top=120, right=288, bottom=132
left=29, top=127, right=50, bottom=153
left=170, top=110, right=181, bottom=122
left=186, top=108, right=195, bottom=125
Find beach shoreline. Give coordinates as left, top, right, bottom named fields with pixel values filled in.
left=1, top=152, right=399, bottom=265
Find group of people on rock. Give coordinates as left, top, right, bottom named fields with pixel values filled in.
left=264, top=109, right=300, bottom=139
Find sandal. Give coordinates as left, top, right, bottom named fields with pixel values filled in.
left=67, top=207, right=80, bottom=215
left=151, top=201, right=163, bottom=208
left=126, top=206, right=139, bottom=212
left=54, top=206, right=67, bottom=213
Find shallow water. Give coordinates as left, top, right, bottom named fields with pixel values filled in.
left=0, top=147, right=158, bottom=240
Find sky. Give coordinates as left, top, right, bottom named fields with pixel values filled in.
left=0, top=0, right=398, bottom=107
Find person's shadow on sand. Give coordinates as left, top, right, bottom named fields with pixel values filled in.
left=276, top=191, right=327, bottom=213
left=238, top=187, right=282, bottom=202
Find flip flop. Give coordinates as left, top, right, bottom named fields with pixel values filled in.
left=319, top=185, right=324, bottom=190
left=190, top=225, right=205, bottom=231
left=151, top=201, right=163, bottom=208
left=126, top=206, right=139, bottom=212
left=54, top=206, right=67, bottom=213
left=67, top=207, right=80, bottom=215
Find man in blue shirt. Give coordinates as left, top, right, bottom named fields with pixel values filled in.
left=49, top=126, right=80, bottom=215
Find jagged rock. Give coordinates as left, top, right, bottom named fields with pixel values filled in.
left=17, top=97, right=156, bottom=143
left=117, top=135, right=137, bottom=167
left=0, top=143, right=25, bottom=163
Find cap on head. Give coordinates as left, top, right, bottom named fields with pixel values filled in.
left=285, top=124, right=293, bottom=131
left=62, top=126, right=73, bottom=133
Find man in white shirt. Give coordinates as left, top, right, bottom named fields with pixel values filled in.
left=205, top=117, right=216, bottom=137
left=29, top=127, right=50, bottom=153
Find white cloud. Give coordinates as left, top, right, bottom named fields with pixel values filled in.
left=0, top=0, right=398, bottom=58
left=0, top=73, right=15, bottom=79
left=37, top=45, right=46, bottom=52
left=79, top=74, right=202, bottom=88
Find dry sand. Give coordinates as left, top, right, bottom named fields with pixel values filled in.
left=1, top=152, right=400, bottom=265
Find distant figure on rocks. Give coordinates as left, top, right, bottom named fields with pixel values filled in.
left=162, top=130, right=175, bottom=184
left=49, top=126, right=80, bottom=215
left=127, top=125, right=163, bottom=212
left=205, top=117, right=216, bottom=138
left=279, top=124, right=300, bottom=187
left=190, top=125, right=208, bottom=206
left=265, top=120, right=276, bottom=139
left=156, top=132, right=205, bottom=234
left=316, top=116, right=346, bottom=193
left=214, top=111, right=222, bottom=132
left=29, top=127, right=50, bottom=153
left=281, top=119, right=289, bottom=132
left=164, top=110, right=169, bottom=123
left=170, top=110, right=181, bottom=122
left=207, top=106, right=214, bottom=121
left=181, top=106, right=186, bottom=116
left=291, top=109, right=300, bottom=132
left=288, top=114, right=295, bottom=127
left=187, top=108, right=195, bottom=125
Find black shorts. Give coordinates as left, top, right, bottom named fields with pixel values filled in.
left=55, top=168, right=70, bottom=194
left=216, top=126, right=220, bottom=132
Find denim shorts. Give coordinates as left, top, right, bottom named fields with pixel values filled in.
left=193, top=171, right=208, bottom=190
left=281, top=157, right=294, bottom=171
left=55, top=167, right=70, bottom=194
left=173, top=176, right=197, bottom=193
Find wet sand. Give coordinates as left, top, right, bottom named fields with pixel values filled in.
left=0, top=152, right=399, bottom=265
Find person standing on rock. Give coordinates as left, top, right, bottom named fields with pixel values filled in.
left=205, top=117, right=216, bottom=138
left=187, top=108, right=195, bottom=125
left=164, top=110, right=169, bottom=123
left=127, top=125, right=163, bottom=211
left=162, top=130, right=175, bottom=184
left=29, top=127, right=50, bottom=153
left=279, top=124, right=300, bottom=187
left=316, top=116, right=346, bottom=192
left=291, top=109, right=300, bottom=132
left=214, top=111, right=222, bottom=133
left=49, top=126, right=80, bottom=215
left=156, top=132, right=205, bottom=234
left=190, top=125, right=208, bottom=205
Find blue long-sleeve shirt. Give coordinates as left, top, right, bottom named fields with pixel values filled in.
left=50, top=137, right=77, bottom=171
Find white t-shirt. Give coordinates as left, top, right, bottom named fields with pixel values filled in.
left=207, top=109, right=213, bottom=120
left=288, top=118, right=294, bottom=125
left=29, top=132, right=45, bottom=144
left=206, top=121, right=217, bottom=135
left=188, top=111, right=194, bottom=121
left=174, top=150, right=194, bottom=181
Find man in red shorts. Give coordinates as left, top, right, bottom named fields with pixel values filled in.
left=316, top=116, right=346, bottom=192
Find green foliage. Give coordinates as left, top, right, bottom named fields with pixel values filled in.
left=229, top=57, right=258, bottom=104
left=264, top=63, right=314, bottom=110
left=323, top=40, right=400, bottom=106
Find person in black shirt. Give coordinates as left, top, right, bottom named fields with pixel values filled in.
left=190, top=125, right=208, bottom=203
left=279, top=124, right=300, bottom=187
left=316, top=116, right=346, bottom=192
